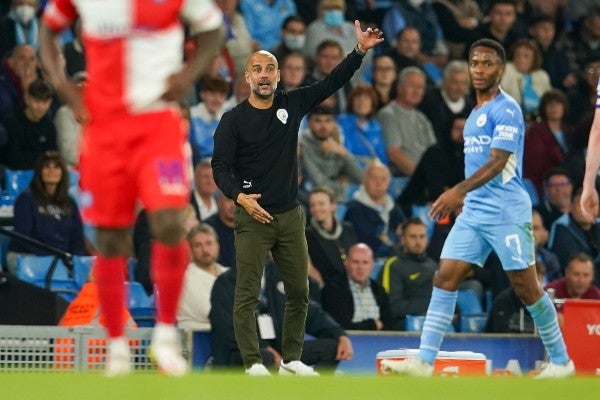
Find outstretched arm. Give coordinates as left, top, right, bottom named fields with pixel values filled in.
left=581, top=107, right=600, bottom=221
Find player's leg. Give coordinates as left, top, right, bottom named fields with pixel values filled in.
left=94, top=228, right=132, bottom=376
left=495, top=223, right=573, bottom=378
left=137, top=110, right=192, bottom=376
left=145, top=208, right=189, bottom=376
left=382, top=218, right=488, bottom=376
left=79, top=118, right=137, bottom=376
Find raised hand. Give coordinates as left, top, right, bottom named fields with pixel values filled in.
left=354, top=20, right=384, bottom=52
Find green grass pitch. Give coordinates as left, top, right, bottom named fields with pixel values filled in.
left=1, top=372, right=597, bottom=400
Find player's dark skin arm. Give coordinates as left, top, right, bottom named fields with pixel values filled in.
left=40, top=24, right=88, bottom=122
left=429, top=148, right=510, bottom=220
left=162, top=26, right=226, bottom=101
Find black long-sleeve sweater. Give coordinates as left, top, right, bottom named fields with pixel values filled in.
left=212, top=49, right=365, bottom=214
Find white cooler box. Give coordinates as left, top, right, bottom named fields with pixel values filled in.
left=376, top=349, right=490, bottom=376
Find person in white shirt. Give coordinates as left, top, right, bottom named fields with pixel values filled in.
left=178, top=223, right=228, bottom=331
left=191, top=159, right=219, bottom=221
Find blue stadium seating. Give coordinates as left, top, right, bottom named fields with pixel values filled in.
left=405, top=314, right=455, bottom=333
left=460, top=313, right=488, bottom=333
left=15, top=255, right=78, bottom=302
left=126, top=281, right=155, bottom=327
left=73, top=255, right=96, bottom=289
left=370, top=258, right=384, bottom=279
left=456, top=289, right=483, bottom=314
left=4, top=169, right=34, bottom=197
left=405, top=315, right=426, bottom=332
left=456, top=289, right=487, bottom=332
left=335, top=203, right=347, bottom=221
left=191, top=331, right=213, bottom=369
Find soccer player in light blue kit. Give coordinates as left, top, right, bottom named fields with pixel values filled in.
left=381, top=38, right=575, bottom=378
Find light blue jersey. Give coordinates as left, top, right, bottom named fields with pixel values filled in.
left=460, top=89, right=531, bottom=225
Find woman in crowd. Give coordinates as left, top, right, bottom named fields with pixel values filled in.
left=370, top=54, right=397, bottom=110
left=500, top=38, right=552, bottom=124
left=7, top=151, right=86, bottom=273
left=523, top=89, right=572, bottom=199
left=337, top=85, right=388, bottom=169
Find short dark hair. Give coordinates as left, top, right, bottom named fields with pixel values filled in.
left=488, top=0, right=518, bottom=11
left=200, top=75, right=229, bottom=94
left=308, top=104, right=334, bottom=118
left=315, top=39, right=343, bottom=55
left=469, top=38, right=506, bottom=65
left=543, top=167, right=571, bottom=183
left=281, top=14, right=305, bottom=30
left=400, top=217, right=426, bottom=234
left=27, top=79, right=54, bottom=100
left=395, top=26, right=419, bottom=42
left=531, top=14, right=555, bottom=27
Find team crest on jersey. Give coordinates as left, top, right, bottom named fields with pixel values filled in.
left=476, top=113, right=487, bottom=127
left=276, top=109, right=288, bottom=124
left=157, top=159, right=187, bottom=195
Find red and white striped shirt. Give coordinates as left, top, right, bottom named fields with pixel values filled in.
left=43, top=0, right=222, bottom=119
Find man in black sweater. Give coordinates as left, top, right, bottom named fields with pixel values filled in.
left=211, top=20, right=383, bottom=376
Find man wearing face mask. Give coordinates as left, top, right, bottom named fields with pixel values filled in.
left=305, top=0, right=373, bottom=85
left=0, top=0, right=39, bottom=60
left=272, top=15, right=307, bottom=65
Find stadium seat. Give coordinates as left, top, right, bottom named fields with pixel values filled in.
left=4, top=169, right=34, bottom=197
left=73, top=255, right=96, bottom=289
left=411, top=204, right=435, bottom=239
left=370, top=258, right=385, bottom=279
left=335, top=203, right=347, bottom=221
left=68, top=170, right=80, bottom=188
left=191, top=331, right=213, bottom=369
left=126, top=281, right=155, bottom=327
left=345, top=183, right=360, bottom=201
left=460, top=313, right=488, bottom=333
left=405, top=315, right=426, bottom=332
left=405, top=315, right=455, bottom=333
left=457, top=289, right=486, bottom=332
left=15, top=255, right=78, bottom=302
left=456, top=289, right=483, bottom=315
left=127, top=257, right=137, bottom=282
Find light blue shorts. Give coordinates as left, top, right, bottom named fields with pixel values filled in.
left=440, top=216, right=535, bottom=271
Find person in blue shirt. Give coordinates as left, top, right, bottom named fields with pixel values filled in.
left=239, top=0, right=297, bottom=51
left=337, top=84, right=388, bottom=169
left=189, top=76, right=229, bottom=162
left=381, top=38, right=574, bottom=378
